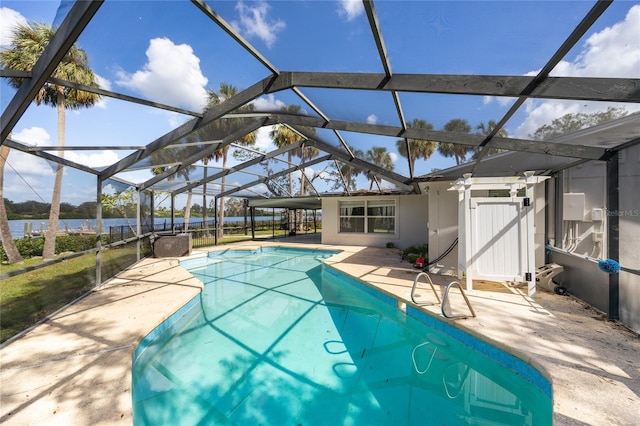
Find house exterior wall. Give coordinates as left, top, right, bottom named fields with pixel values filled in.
left=550, top=143, right=640, bottom=334
left=426, top=182, right=459, bottom=276
left=321, top=194, right=428, bottom=249
left=619, top=146, right=640, bottom=333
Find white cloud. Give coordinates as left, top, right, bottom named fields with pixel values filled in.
left=516, top=100, right=582, bottom=139
left=116, top=37, right=208, bottom=112
left=389, top=152, right=398, bottom=163
left=304, top=167, right=315, bottom=179
left=0, top=7, right=27, bottom=49
left=254, top=126, right=276, bottom=151
left=551, top=5, right=640, bottom=78
left=12, top=127, right=50, bottom=146
left=3, top=149, right=54, bottom=177
left=515, top=5, right=640, bottom=138
left=252, top=183, right=268, bottom=194
left=232, top=1, right=285, bottom=48
left=66, top=150, right=120, bottom=168
left=251, top=94, right=285, bottom=111
left=366, top=114, right=378, bottom=124
left=338, top=0, right=364, bottom=22
left=483, top=95, right=515, bottom=108
left=11, top=126, right=120, bottom=170
left=9, top=127, right=55, bottom=176
left=92, top=73, right=110, bottom=109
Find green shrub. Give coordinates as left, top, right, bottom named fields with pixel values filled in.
left=15, top=238, right=44, bottom=258
left=55, top=235, right=97, bottom=253
left=1, top=235, right=103, bottom=263
left=402, top=243, right=428, bottom=264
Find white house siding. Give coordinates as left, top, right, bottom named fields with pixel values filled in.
left=426, top=182, right=459, bottom=276
left=321, top=194, right=428, bottom=249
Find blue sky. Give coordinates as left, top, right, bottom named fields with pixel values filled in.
left=1, top=0, right=639, bottom=207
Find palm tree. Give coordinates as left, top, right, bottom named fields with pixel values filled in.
left=269, top=105, right=305, bottom=230
left=269, top=105, right=305, bottom=195
left=396, top=118, right=438, bottom=177
left=365, top=146, right=394, bottom=190
left=437, top=118, right=473, bottom=165
left=473, top=120, right=508, bottom=159
left=0, top=144, right=23, bottom=263
left=151, top=146, right=196, bottom=230
left=204, top=83, right=257, bottom=238
left=332, top=145, right=364, bottom=192
left=1, top=23, right=101, bottom=260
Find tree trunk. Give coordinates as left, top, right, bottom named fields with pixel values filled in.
left=42, top=91, right=65, bottom=260
left=0, top=145, right=24, bottom=263
left=183, top=190, right=192, bottom=231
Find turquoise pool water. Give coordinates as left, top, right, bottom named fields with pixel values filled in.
left=132, top=247, right=551, bottom=425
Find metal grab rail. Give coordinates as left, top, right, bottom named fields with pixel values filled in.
left=410, top=272, right=442, bottom=305
left=441, top=281, right=477, bottom=319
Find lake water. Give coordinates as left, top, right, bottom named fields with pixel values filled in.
left=3, top=216, right=311, bottom=240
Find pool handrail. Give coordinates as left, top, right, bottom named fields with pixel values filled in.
left=411, top=272, right=442, bottom=305
left=441, top=281, right=477, bottom=319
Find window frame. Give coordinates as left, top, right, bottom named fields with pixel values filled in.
left=338, top=199, right=396, bottom=234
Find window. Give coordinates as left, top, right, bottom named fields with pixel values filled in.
left=367, top=200, right=395, bottom=233
left=339, top=201, right=365, bottom=232
left=339, top=199, right=396, bottom=233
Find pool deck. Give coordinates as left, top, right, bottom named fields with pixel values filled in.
left=1, top=237, right=639, bottom=425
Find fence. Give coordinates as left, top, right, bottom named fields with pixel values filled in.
left=108, top=217, right=322, bottom=248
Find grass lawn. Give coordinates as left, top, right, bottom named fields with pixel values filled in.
left=0, top=245, right=140, bottom=343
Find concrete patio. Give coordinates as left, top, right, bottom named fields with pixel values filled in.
left=1, top=238, right=638, bottom=425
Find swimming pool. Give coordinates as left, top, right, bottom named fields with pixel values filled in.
left=132, top=247, right=552, bottom=425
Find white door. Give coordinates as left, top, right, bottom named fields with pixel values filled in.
left=470, top=198, right=527, bottom=282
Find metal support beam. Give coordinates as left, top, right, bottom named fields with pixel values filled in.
left=3, top=138, right=100, bottom=175
left=472, top=0, right=613, bottom=164
left=282, top=124, right=423, bottom=192
left=607, top=153, right=619, bottom=321
left=96, top=176, right=103, bottom=285
left=191, top=0, right=279, bottom=75
left=171, top=136, right=304, bottom=195
left=266, top=72, right=639, bottom=103
left=1, top=0, right=104, bottom=143
left=218, top=155, right=331, bottom=198
left=139, top=118, right=268, bottom=190
left=277, top=113, right=607, bottom=160
left=99, top=77, right=274, bottom=179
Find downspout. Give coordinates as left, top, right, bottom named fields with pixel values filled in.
left=544, top=178, right=550, bottom=264
left=554, top=171, right=564, bottom=249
